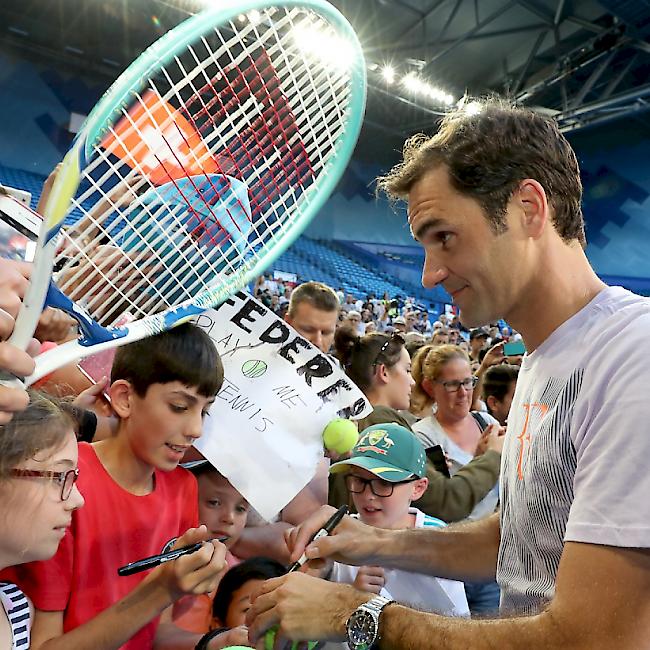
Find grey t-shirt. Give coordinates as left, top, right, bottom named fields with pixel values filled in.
left=498, top=286, right=650, bottom=614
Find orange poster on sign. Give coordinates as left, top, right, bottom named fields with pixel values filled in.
left=101, top=89, right=219, bottom=185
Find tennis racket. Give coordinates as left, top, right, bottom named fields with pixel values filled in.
left=5, top=0, right=366, bottom=386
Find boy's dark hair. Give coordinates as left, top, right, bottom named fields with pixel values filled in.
left=334, top=329, right=405, bottom=392
left=482, top=363, right=520, bottom=403
left=111, top=323, right=223, bottom=397
left=376, top=97, right=585, bottom=245
left=212, top=557, right=286, bottom=624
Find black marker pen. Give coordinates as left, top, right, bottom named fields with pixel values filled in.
left=286, top=505, right=349, bottom=573
left=118, top=536, right=228, bottom=576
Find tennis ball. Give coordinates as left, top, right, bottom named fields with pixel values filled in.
left=241, top=359, right=268, bottom=379
left=322, top=418, right=358, bottom=454
left=264, top=627, right=318, bottom=650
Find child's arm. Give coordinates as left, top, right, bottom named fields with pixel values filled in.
left=30, top=528, right=226, bottom=650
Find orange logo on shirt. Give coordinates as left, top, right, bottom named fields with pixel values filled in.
left=516, top=402, right=549, bottom=480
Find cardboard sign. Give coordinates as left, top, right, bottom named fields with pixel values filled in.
left=193, top=291, right=371, bottom=520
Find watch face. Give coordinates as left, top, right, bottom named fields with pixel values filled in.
left=348, top=611, right=376, bottom=648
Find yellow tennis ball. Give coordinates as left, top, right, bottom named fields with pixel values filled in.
left=322, top=418, right=358, bottom=454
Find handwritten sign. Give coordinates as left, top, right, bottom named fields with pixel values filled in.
left=193, top=291, right=371, bottom=520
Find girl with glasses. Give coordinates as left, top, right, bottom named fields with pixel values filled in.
left=0, top=391, right=84, bottom=649
left=411, top=344, right=503, bottom=615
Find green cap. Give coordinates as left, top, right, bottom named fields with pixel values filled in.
left=330, top=422, right=426, bottom=482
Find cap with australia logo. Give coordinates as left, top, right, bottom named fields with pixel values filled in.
left=329, top=422, right=426, bottom=482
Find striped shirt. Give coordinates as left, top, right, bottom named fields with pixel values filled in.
left=0, top=582, right=31, bottom=648
left=498, top=287, right=650, bottom=614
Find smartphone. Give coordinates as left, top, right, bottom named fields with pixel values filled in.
left=503, top=340, right=526, bottom=357
left=0, top=193, right=41, bottom=262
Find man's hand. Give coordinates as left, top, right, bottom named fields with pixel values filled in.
left=146, top=526, right=227, bottom=603
left=476, top=342, right=505, bottom=376
left=247, top=572, right=369, bottom=648
left=284, top=505, right=384, bottom=567
left=475, top=423, right=506, bottom=456
left=0, top=259, right=39, bottom=422
left=353, top=565, right=385, bottom=594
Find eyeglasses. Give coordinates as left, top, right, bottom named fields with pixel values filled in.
left=372, top=333, right=404, bottom=367
left=345, top=474, right=416, bottom=498
left=436, top=376, right=478, bottom=393
left=10, top=468, right=79, bottom=501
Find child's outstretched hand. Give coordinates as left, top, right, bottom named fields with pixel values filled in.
left=353, top=565, right=385, bottom=594
left=149, top=525, right=227, bottom=603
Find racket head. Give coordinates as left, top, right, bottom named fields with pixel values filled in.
left=15, top=0, right=367, bottom=379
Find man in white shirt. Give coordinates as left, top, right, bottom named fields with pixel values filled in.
left=246, top=99, right=650, bottom=650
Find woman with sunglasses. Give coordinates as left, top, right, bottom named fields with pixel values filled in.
left=329, top=330, right=503, bottom=525
left=411, top=344, right=502, bottom=615
left=0, top=391, right=84, bottom=648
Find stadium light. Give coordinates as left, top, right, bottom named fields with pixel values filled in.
left=381, top=65, right=395, bottom=84
left=292, top=21, right=355, bottom=70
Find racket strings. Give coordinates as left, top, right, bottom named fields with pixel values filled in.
left=56, top=5, right=354, bottom=327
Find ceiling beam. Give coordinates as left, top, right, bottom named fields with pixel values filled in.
left=365, top=23, right=548, bottom=54
left=512, top=28, right=548, bottom=95
left=600, top=53, right=639, bottom=100
left=421, top=0, right=518, bottom=73
left=569, top=50, right=617, bottom=109
left=556, top=82, right=650, bottom=122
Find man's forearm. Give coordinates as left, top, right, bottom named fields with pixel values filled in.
left=374, top=513, right=499, bottom=582
left=380, top=606, right=572, bottom=650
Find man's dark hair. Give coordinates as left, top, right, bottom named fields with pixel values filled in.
left=111, top=323, right=223, bottom=397
left=288, top=281, right=340, bottom=316
left=482, top=363, right=520, bottom=403
left=376, top=97, right=585, bottom=245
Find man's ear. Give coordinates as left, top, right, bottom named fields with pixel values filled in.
left=515, top=179, right=548, bottom=239
left=486, top=395, right=498, bottom=413
left=109, top=380, right=135, bottom=419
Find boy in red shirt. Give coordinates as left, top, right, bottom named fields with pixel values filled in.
left=15, top=323, right=227, bottom=649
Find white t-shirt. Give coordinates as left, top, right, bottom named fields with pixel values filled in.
left=329, top=508, right=469, bottom=623
left=498, top=286, right=650, bottom=615
left=413, top=412, right=500, bottom=521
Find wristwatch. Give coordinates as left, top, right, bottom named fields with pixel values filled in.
left=345, top=595, right=394, bottom=650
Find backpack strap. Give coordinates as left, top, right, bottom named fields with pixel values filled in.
left=471, top=411, right=489, bottom=432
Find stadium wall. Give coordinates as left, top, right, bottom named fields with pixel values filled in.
left=0, top=51, right=649, bottom=288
